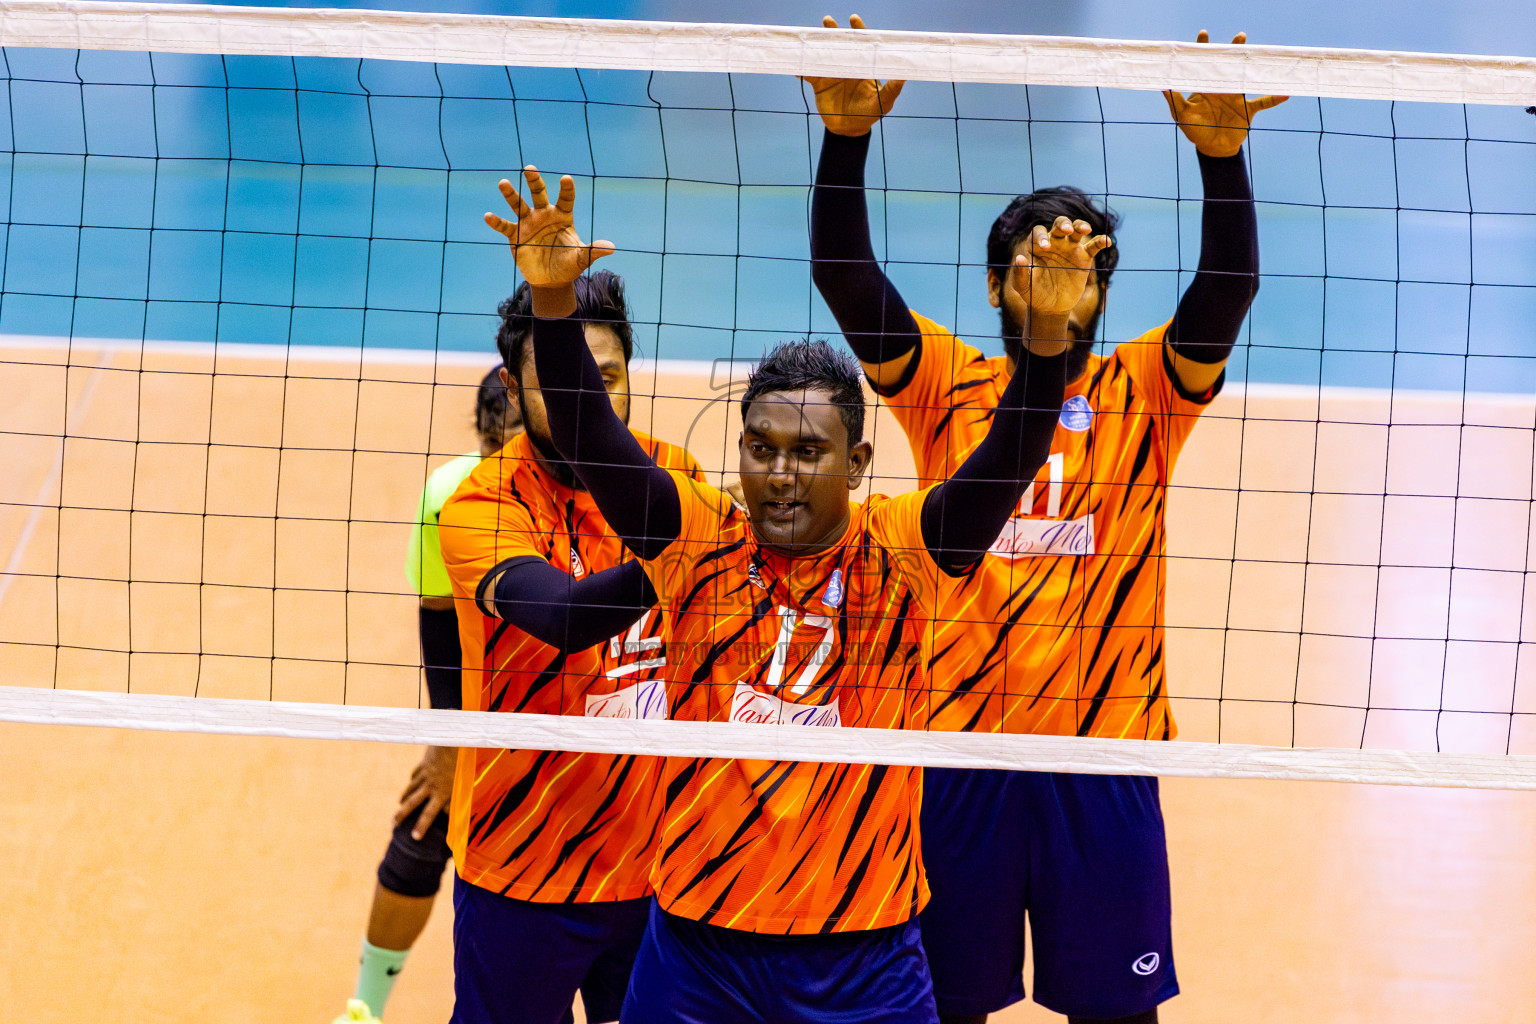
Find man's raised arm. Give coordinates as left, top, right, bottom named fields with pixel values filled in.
left=805, top=15, right=921, bottom=393
left=920, top=219, right=1111, bottom=572
left=484, top=167, right=682, bottom=561
left=1163, top=31, right=1287, bottom=396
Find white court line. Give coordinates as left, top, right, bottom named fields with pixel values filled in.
left=3, top=684, right=1536, bottom=791
left=0, top=332, right=721, bottom=378
left=0, top=349, right=110, bottom=612
left=0, top=0, right=1533, bottom=105
left=3, top=332, right=1529, bottom=407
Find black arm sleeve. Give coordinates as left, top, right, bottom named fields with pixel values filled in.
left=921, top=349, right=1068, bottom=573
left=1166, top=151, right=1261, bottom=366
left=418, top=605, right=463, bottom=710
left=478, top=556, right=656, bottom=652
left=530, top=313, right=681, bottom=559
left=810, top=129, right=923, bottom=387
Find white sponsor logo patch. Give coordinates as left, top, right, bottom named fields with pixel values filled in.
left=729, top=681, right=841, bottom=728
left=585, top=677, right=668, bottom=720
left=989, top=514, right=1094, bottom=559
left=1059, top=394, right=1093, bottom=432
left=1132, top=952, right=1160, bottom=976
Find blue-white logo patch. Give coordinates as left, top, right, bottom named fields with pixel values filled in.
left=822, top=569, right=844, bottom=609
left=1059, top=395, right=1093, bottom=432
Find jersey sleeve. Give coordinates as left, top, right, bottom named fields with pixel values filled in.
left=639, top=470, right=733, bottom=605
left=863, top=488, right=950, bottom=619
left=1114, top=319, right=1215, bottom=472
left=438, top=473, right=543, bottom=607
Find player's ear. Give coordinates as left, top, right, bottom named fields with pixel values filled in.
left=845, top=440, right=873, bottom=489
left=986, top=268, right=1002, bottom=309
left=499, top=365, right=519, bottom=389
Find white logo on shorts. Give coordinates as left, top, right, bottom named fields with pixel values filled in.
left=1132, top=952, right=1160, bottom=976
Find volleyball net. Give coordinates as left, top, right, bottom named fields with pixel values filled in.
left=3, top=0, right=1536, bottom=788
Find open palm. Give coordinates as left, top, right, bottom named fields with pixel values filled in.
left=1005, top=217, right=1113, bottom=317
left=802, top=14, right=905, bottom=137
left=1165, top=32, right=1287, bottom=158
left=484, top=166, right=614, bottom=289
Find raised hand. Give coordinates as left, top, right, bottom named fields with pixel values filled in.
left=801, top=14, right=905, bottom=137
left=1002, top=216, right=1114, bottom=321
left=1164, top=31, right=1287, bottom=158
left=484, top=166, right=614, bottom=290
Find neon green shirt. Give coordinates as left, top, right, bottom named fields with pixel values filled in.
left=406, top=453, right=482, bottom=598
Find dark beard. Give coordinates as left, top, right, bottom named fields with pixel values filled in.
left=524, top=425, right=581, bottom=490
left=515, top=381, right=631, bottom=492
left=999, top=303, right=1100, bottom=384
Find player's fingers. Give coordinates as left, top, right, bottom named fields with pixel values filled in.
left=1085, top=234, right=1114, bottom=258
left=1195, top=29, right=1210, bottom=44
left=849, top=14, right=865, bottom=30
left=484, top=212, right=515, bottom=238
left=393, top=785, right=428, bottom=826
left=877, top=79, right=906, bottom=113
left=1250, top=94, right=1289, bottom=113
left=1163, top=89, right=1185, bottom=120
left=498, top=178, right=533, bottom=220
left=413, top=793, right=448, bottom=841
left=821, top=15, right=838, bottom=28
left=555, top=174, right=576, bottom=215
left=1050, top=215, right=1074, bottom=237
left=1231, top=32, right=1247, bottom=45
left=524, top=166, right=549, bottom=207
left=578, top=239, right=617, bottom=271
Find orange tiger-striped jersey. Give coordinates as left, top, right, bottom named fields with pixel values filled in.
left=438, top=429, right=703, bottom=903
left=641, top=476, right=949, bottom=935
left=888, top=312, right=1212, bottom=740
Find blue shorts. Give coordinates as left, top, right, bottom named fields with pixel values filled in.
left=919, top=769, right=1177, bottom=1020
left=620, top=901, right=938, bottom=1024
left=450, top=876, right=650, bottom=1024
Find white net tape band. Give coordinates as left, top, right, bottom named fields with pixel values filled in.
left=4, top=685, right=1536, bottom=791
left=1, top=0, right=1534, bottom=106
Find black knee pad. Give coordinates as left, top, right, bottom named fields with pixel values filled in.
left=376, top=805, right=452, bottom=898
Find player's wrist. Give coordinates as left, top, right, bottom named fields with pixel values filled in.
left=529, top=283, right=578, bottom=318
left=1024, top=310, right=1072, bottom=342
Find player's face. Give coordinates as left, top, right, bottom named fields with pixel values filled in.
left=504, top=324, right=630, bottom=484
left=738, top=388, right=872, bottom=556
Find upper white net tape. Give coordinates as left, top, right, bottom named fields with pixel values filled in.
left=0, top=0, right=1534, bottom=106
left=6, top=684, right=1536, bottom=790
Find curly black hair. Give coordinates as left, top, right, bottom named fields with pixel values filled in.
left=495, top=270, right=635, bottom=375
left=740, top=339, right=866, bottom=448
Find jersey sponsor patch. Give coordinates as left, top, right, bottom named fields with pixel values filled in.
left=1059, top=394, right=1093, bottom=432
left=585, top=677, right=669, bottom=720
left=1132, top=952, right=1161, bottom=976
left=729, top=680, right=841, bottom=728
left=989, top=513, right=1095, bottom=558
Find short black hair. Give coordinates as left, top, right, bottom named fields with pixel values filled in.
left=495, top=270, right=635, bottom=375
left=474, top=364, right=510, bottom=441
left=740, top=339, right=866, bottom=448
left=987, top=186, right=1122, bottom=286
